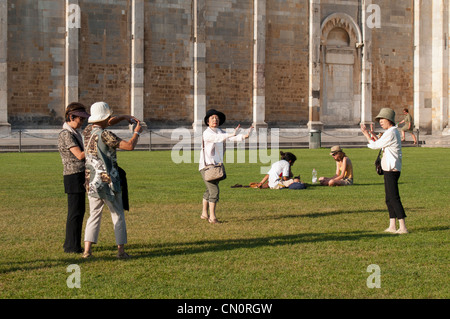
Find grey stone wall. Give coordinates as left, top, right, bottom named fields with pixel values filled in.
left=2, top=0, right=446, bottom=133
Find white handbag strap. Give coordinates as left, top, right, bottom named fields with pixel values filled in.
left=86, top=128, right=102, bottom=152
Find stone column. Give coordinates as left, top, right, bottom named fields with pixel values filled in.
left=361, top=0, right=373, bottom=125
left=431, top=0, right=448, bottom=132
left=131, top=0, right=145, bottom=124
left=252, top=0, right=267, bottom=129
left=414, top=0, right=433, bottom=134
left=447, top=1, right=450, bottom=134
left=307, top=0, right=323, bottom=131
left=192, top=0, right=207, bottom=134
left=65, top=0, right=80, bottom=107
left=0, top=0, right=9, bottom=135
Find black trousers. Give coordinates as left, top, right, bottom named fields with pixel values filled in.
left=64, top=192, right=86, bottom=253
left=383, top=171, right=406, bottom=219
left=63, top=172, right=86, bottom=253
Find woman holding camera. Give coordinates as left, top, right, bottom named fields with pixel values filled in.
left=360, top=108, right=408, bottom=234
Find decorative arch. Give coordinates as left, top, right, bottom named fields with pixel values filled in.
left=319, top=13, right=363, bottom=126
left=320, top=13, right=362, bottom=47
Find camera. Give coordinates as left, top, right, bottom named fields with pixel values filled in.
left=130, top=119, right=137, bottom=131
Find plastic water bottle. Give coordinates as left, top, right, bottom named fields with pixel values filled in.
left=312, top=168, right=317, bottom=184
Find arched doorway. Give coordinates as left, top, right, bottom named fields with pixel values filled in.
left=320, top=14, right=362, bottom=126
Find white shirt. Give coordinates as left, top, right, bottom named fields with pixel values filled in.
left=267, top=160, right=291, bottom=188
left=199, top=127, right=245, bottom=171
left=367, top=126, right=402, bottom=172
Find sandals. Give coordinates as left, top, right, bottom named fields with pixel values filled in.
left=117, top=252, right=131, bottom=259
left=82, top=251, right=92, bottom=258
left=82, top=251, right=131, bottom=259
left=201, top=214, right=220, bottom=224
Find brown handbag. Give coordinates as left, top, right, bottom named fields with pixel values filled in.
left=201, top=140, right=226, bottom=182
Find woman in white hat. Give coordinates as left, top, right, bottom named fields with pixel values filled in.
left=199, top=109, right=253, bottom=224
left=82, top=102, right=142, bottom=258
left=360, top=108, right=408, bottom=234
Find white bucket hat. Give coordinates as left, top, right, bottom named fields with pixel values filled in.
left=88, top=102, right=113, bottom=123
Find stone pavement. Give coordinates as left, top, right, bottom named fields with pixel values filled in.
left=1, top=127, right=449, bottom=153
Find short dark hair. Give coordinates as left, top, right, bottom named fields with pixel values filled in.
left=65, top=102, right=87, bottom=122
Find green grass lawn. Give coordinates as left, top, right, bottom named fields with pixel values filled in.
left=0, top=147, right=448, bottom=299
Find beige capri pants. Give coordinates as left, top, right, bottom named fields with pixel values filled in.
left=200, top=169, right=222, bottom=203
left=84, top=194, right=127, bottom=245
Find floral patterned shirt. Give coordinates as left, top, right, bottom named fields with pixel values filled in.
left=58, top=129, right=85, bottom=176
left=83, top=125, right=122, bottom=199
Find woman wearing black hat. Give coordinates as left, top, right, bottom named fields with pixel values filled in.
left=199, top=109, right=253, bottom=224
left=58, top=102, right=90, bottom=253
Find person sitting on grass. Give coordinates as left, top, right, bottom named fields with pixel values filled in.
left=257, top=151, right=297, bottom=189
left=319, top=146, right=353, bottom=186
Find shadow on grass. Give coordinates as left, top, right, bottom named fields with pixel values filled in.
left=0, top=230, right=389, bottom=273
left=1, top=226, right=448, bottom=273
left=351, top=182, right=385, bottom=186
left=128, top=224, right=449, bottom=260
left=301, top=208, right=386, bottom=219
left=128, top=230, right=391, bottom=260
left=238, top=208, right=387, bottom=222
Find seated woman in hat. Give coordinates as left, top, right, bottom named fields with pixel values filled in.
left=319, top=146, right=353, bottom=186
left=199, top=109, right=253, bottom=224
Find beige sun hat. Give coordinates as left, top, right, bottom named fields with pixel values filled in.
left=375, top=108, right=396, bottom=124
left=330, top=145, right=342, bottom=155
left=88, top=102, right=113, bottom=123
